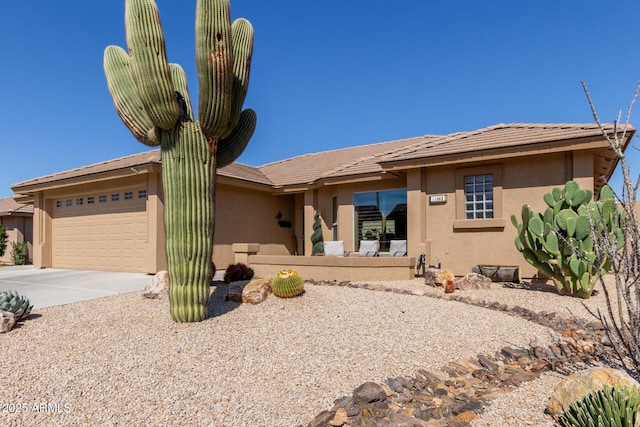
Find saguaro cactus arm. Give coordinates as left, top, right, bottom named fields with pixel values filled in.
left=196, top=0, right=234, bottom=137
left=125, top=0, right=180, bottom=130
left=103, top=45, right=160, bottom=146
left=216, top=108, right=257, bottom=168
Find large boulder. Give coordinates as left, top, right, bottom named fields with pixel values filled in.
left=455, top=273, right=492, bottom=291
left=0, top=310, right=16, bottom=333
left=547, top=367, right=640, bottom=418
left=242, top=278, right=271, bottom=305
left=142, top=270, right=170, bottom=300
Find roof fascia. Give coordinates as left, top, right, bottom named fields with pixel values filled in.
left=379, top=136, right=614, bottom=171
left=11, top=163, right=161, bottom=195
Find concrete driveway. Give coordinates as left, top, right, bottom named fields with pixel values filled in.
left=0, top=266, right=151, bottom=309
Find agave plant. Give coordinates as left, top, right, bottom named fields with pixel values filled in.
left=558, top=384, right=640, bottom=427
left=0, top=291, right=33, bottom=321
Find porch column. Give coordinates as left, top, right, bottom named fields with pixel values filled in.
left=406, top=169, right=427, bottom=260
left=303, top=190, right=316, bottom=256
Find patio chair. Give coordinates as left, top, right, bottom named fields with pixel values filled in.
left=358, top=240, right=380, bottom=257
left=324, top=240, right=346, bottom=257
left=389, top=240, right=407, bottom=257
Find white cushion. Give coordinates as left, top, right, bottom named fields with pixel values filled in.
left=389, top=240, right=407, bottom=257
left=358, top=240, right=379, bottom=257
left=324, top=241, right=345, bottom=257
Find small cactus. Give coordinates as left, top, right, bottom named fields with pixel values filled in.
left=0, top=291, right=33, bottom=321
left=558, top=384, right=640, bottom=427
left=272, top=269, right=304, bottom=298
left=311, top=211, right=324, bottom=255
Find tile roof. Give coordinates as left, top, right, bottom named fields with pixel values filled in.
left=0, top=197, right=33, bottom=216
left=376, top=123, right=628, bottom=165
left=11, top=123, right=632, bottom=193
left=11, top=149, right=272, bottom=189
left=258, top=136, right=440, bottom=186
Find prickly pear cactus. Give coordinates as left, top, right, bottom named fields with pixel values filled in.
left=0, top=290, right=33, bottom=321
left=272, top=269, right=305, bottom=298
left=311, top=211, right=324, bottom=255
left=512, top=181, right=623, bottom=298
left=557, top=384, right=640, bottom=427
left=104, top=0, right=256, bottom=322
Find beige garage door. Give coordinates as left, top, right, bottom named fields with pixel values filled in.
left=52, top=189, right=148, bottom=272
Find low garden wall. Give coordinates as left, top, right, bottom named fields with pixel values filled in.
left=232, top=243, right=416, bottom=282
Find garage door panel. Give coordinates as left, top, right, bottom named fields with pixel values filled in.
left=52, top=191, right=148, bottom=272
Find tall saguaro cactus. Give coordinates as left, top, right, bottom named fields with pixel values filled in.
left=104, top=0, right=256, bottom=322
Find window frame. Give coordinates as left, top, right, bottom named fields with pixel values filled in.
left=453, top=165, right=505, bottom=230
left=353, top=188, right=407, bottom=252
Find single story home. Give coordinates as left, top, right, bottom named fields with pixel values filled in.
left=11, top=122, right=633, bottom=278
left=0, top=197, right=34, bottom=264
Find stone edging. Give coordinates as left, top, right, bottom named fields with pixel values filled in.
left=306, top=280, right=613, bottom=427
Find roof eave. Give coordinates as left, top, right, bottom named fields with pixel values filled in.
left=11, top=162, right=161, bottom=195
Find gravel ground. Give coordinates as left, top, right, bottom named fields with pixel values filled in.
left=0, top=278, right=619, bottom=426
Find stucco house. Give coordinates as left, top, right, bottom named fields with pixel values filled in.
left=0, top=197, right=34, bottom=264
left=11, top=122, right=633, bottom=278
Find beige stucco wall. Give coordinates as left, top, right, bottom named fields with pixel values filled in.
left=298, top=151, right=599, bottom=279
left=0, top=215, right=33, bottom=264
left=213, top=185, right=295, bottom=270
left=424, top=153, right=593, bottom=278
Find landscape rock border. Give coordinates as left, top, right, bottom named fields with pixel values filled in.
left=306, top=279, right=615, bottom=427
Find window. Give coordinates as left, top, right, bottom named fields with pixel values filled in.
left=111, top=193, right=119, bottom=202
left=124, top=191, right=133, bottom=200
left=65, top=199, right=72, bottom=207
left=76, top=198, right=83, bottom=206
left=354, top=189, right=407, bottom=252
left=454, top=165, right=504, bottom=230
left=138, top=189, right=147, bottom=199
left=87, top=196, right=95, bottom=204
left=464, top=174, right=493, bottom=219
left=99, top=195, right=107, bottom=203
left=56, top=201, right=62, bottom=208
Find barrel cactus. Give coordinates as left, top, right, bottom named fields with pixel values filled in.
left=272, top=269, right=305, bottom=298
left=512, top=181, right=622, bottom=298
left=0, top=291, right=33, bottom=321
left=557, top=385, right=640, bottom=427
left=311, top=211, right=324, bottom=255
left=104, top=0, right=256, bottom=322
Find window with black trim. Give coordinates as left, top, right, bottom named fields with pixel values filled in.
left=354, top=189, right=407, bottom=252
left=65, top=199, right=72, bottom=207
left=56, top=201, right=62, bottom=208
left=99, top=195, right=107, bottom=203
left=87, top=196, right=95, bottom=204
left=138, top=189, right=147, bottom=199
left=76, top=198, right=83, bottom=206
left=124, top=191, right=133, bottom=200
left=112, top=193, right=119, bottom=202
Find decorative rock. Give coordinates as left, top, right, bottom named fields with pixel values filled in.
left=455, top=273, right=492, bottom=291
left=223, top=284, right=244, bottom=303
left=0, top=310, right=16, bottom=333
left=328, top=407, right=349, bottom=426
left=424, top=268, right=440, bottom=287
left=353, top=381, right=387, bottom=403
left=547, top=367, right=640, bottom=418
left=142, top=270, right=170, bottom=299
left=242, top=278, right=271, bottom=305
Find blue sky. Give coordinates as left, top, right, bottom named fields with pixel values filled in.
left=1, top=0, right=639, bottom=199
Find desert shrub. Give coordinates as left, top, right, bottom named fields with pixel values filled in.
left=10, top=242, right=28, bottom=265
left=223, top=263, right=254, bottom=283
left=0, top=224, right=7, bottom=257
left=582, top=82, right=640, bottom=379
